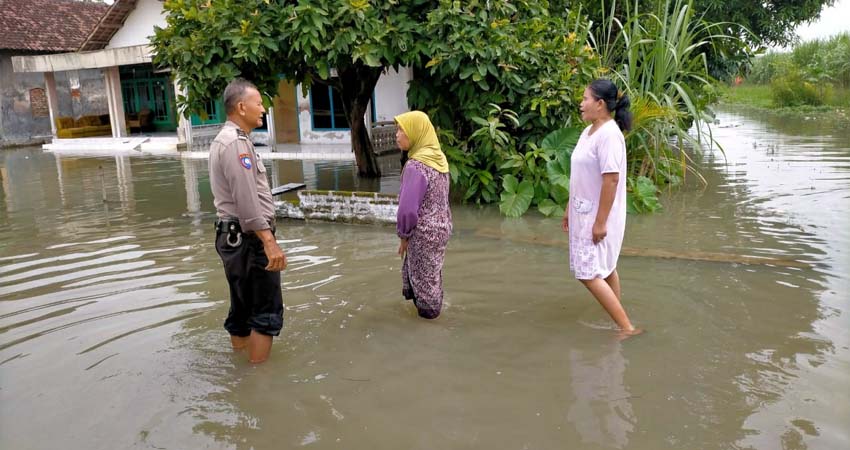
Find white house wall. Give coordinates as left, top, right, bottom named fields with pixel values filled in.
left=107, top=0, right=168, bottom=49
left=297, top=67, right=411, bottom=144
left=373, top=67, right=412, bottom=123
left=296, top=85, right=347, bottom=144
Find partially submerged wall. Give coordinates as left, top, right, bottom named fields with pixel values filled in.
left=276, top=190, right=398, bottom=225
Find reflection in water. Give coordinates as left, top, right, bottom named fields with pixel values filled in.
left=567, top=341, right=634, bottom=449
left=0, top=108, right=848, bottom=450
left=116, top=155, right=133, bottom=206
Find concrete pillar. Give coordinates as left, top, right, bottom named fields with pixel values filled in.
left=266, top=106, right=277, bottom=151
left=44, top=72, right=60, bottom=138
left=174, top=78, right=192, bottom=149
left=103, top=66, right=127, bottom=138
left=104, top=69, right=116, bottom=136
left=182, top=158, right=201, bottom=213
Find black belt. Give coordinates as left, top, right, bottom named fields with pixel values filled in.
left=215, top=219, right=276, bottom=235
left=215, top=218, right=241, bottom=234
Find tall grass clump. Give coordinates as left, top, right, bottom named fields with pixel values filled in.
left=591, top=0, right=741, bottom=187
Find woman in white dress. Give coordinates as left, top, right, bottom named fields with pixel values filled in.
left=562, top=79, right=639, bottom=336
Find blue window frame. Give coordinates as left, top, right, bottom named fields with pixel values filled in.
left=310, top=81, right=348, bottom=130
left=190, top=98, right=225, bottom=126
left=309, top=79, right=377, bottom=131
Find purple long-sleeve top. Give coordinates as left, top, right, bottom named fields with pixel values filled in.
left=396, top=164, right=428, bottom=239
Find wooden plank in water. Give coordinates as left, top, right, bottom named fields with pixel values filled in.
left=471, top=227, right=812, bottom=269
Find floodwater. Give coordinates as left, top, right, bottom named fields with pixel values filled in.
left=0, top=109, right=847, bottom=449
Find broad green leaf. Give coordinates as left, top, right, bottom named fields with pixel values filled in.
left=501, top=174, right=519, bottom=193
left=499, top=177, right=533, bottom=217
left=541, top=127, right=581, bottom=156
left=635, top=176, right=657, bottom=199
left=537, top=198, right=561, bottom=217
left=546, top=151, right=571, bottom=190
left=550, top=184, right=569, bottom=205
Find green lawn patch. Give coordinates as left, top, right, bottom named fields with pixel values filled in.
left=718, top=84, right=773, bottom=108
left=717, top=83, right=850, bottom=128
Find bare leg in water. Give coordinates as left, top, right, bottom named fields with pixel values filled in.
left=230, top=331, right=273, bottom=363
left=580, top=269, right=641, bottom=337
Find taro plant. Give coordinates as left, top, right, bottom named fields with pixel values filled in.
left=498, top=126, right=582, bottom=218
left=538, top=127, right=581, bottom=216
left=499, top=175, right=535, bottom=217
left=627, top=175, right=662, bottom=213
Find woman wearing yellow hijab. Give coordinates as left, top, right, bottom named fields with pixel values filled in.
left=395, top=111, right=452, bottom=319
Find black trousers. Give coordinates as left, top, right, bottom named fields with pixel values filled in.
left=215, top=228, right=284, bottom=337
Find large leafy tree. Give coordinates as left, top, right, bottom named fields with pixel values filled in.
left=556, top=0, right=835, bottom=79
left=407, top=1, right=600, bottom=207
left=153, top=0, right=434, bottom=177
left=557, top=0, right=834, bottom=47
left=411, top=1, right=597, bottom=140
left=693, top=0, right=834, bottom=47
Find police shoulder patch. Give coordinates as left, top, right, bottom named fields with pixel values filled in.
left=239, top=153, right=253, bottom=170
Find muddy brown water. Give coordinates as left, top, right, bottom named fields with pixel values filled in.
left=1, top=109, right=847, bottom=449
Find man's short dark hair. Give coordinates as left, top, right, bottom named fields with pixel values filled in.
left=223, top=78, right=258, bottom=114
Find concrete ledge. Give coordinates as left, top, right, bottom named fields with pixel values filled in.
left=276, top=190, right=398, bottom=225
left=13, top=45, right=153, bottom=72
left=41, top=137, right=354, bottom=160
left=182, top=151, right=355, bottom=161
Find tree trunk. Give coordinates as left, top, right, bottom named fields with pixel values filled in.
left=338, top=65, right=383, bottom=178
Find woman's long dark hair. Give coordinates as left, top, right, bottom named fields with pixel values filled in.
left=589, top=79, right=632, bottom=132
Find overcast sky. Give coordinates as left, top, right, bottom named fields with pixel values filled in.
left=795, top=0, right=850, bottom=41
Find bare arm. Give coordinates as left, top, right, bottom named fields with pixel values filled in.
left=256, top=228, right=287, bottom=271
left=592, top=173, right=619, bottom=244
left=561, top=202, right=569, bottom=232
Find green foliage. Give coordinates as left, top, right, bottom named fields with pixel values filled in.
left=788, top=33, right=850, bottom=91
left=747, top=52, right=793, bottom=85
left=745, top=33, right=850, bottom=107
left=444, top=104, right=514, bottom=205
left=625, top=95, right=689, bottom=186
left=537, top=199, right=563, bottom=217
left=153, top=0, right=432, bottom=112
left=498, top=175, right=534, bottom=218
left=443, top=106, right=584, bottom=217
left=564, top=0, right=832, bottom=49
left=771, top=68, right=824, bottom=107
left=152, top=0, right=438, bottom=176
left=626, top=176, right=662, bottom=213
left=409, top=0, right=599, bottom=146
left=591, top=0, right=734, bottom=188
left=407, top=1, right=600, bottom=216
left=718, top=84, right=773, bottom=108
left=541, top=127, right=581, bottom=157
left=541, top=128, right=579, bottom=211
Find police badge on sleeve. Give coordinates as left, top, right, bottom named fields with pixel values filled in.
left=239, top=153, right=252, bottom=170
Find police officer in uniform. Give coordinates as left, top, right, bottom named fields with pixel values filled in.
left=210, top=78, right=286, bottom=364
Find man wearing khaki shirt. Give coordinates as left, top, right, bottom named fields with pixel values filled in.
left=210, top=78, right=286, bottom=364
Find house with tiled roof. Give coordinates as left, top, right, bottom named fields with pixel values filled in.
left=0, top=0, right=110, bottom=146
left=8, top=0, right=412, bottom=151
